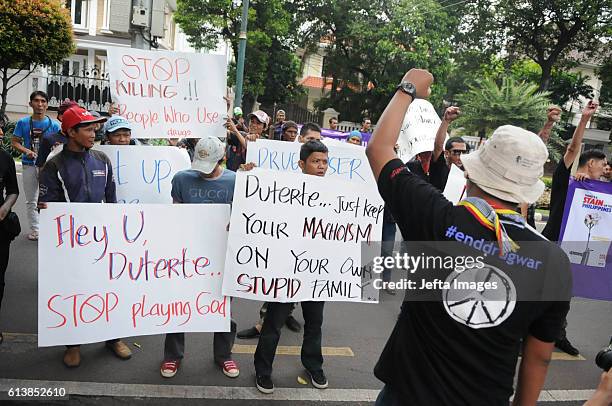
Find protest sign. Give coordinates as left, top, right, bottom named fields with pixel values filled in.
left=107, top=47, right=227, bottom=139
left=246, top=139, right=376, bottom=184
left=396, top=99, right=442, bottom=162
left=38, top=203, right=230, bottom=347
left=559, top=179, right=612, bottom=300
left=95, top=146, right=190, bottom=204
left=222, top=168, right=383, bottom=303
left=443, top=164, right=467, bottom=204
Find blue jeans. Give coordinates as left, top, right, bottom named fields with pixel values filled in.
left=375, top=385, right=402, bottom=406
left=381, top=221, right=397, bottom=283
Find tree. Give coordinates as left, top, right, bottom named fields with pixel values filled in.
left=302, top=0, right=457, bottom=121
left=459, top=0, right=611, bottom=91
left=453, top=77, right=565, bottom=161
left=0, top=0, right=74, bottom=118
left=510, top=59, right=594, bottom=107
left=174, top=0, right=302, bottom=112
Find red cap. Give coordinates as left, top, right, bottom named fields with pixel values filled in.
left=61, top=106, right=106, bottom=134
left=57, top=100, right=79, bottom=116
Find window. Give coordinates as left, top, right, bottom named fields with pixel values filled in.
left=66, top=0, right=88, bottom=28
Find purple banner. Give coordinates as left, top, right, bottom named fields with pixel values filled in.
left=559, top=179, right=612, bottom=301
left=319, top=128, right=372, bottom=144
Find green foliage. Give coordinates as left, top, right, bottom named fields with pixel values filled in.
left=457, top=0, right=611, bottom=90
left=510, top=60, right=594, bottom=106
left=304, top=0, right=457, bottom=121
left=175, top=0, right=302, bottom=108
left=454, top=77, right=551, bottom=135
left=0, top=0, right=74, bottom=116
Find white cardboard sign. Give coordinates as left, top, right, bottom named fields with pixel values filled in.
left=94, top=145, right=191, bottom=204
left=107, top=47, right=227, bottom=138
left=223, top=168, right=383, bottom=303
left=396, top=99, right=441, bottom=162
left=38, top=203, right=230, bottom=347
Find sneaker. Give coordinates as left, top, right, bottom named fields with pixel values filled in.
left=221, top=360, right=240, bottom=378
left=256, top=374, right=274, bottom=394
left=285, top=315, right=302, bottom=332
left=307, top=369, right=328, bottom=389
left=27, top=231, right=38, bottom=241
left=555, top=338, right=580, bottom=356
left=63, top=347, right=81, bottom=368
left=160, top=360, right=180, bottom=378
left=237, top=326, right=260, bottom=339
left=106, top=340, right=132, bottom=360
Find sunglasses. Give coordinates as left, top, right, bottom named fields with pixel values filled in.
left=450, top=149, right=467, bottom=156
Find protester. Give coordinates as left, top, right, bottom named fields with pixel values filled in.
left=346, top=130, right=363, bottom=146
left=269, top=110, right=286, bottom=140
left=255, top=140, right=330, bottom=394
left=298, top=122, right=322, bottom=143
left=35, top=100, right=78, bottom=167
left=232, top=107, right=247, bottom=132
left=177, top=138, right=199, bottom=161
left=236, top=120, right=306, bottom=339
left=160, top=136, right=239, bottom=379
left=226, top=110, right=269, bottom=171
left=11, top=91, right=60, bottom=240
left=328, top=117, right=339, bottom=130
left=601, top=163, right=611, bottom=182
left=366, top=68, right=571, bottom=405
left=405, top=151, right=432, bottom=182
left=103, top=116, right=133, bottom=145
left=0, top=148, right=19, bottom=345
left=584, top=369, right=612, bottom=406
left=360, top=118, right=372, bottom=133
left=37, top=106, right=132, bottom=367
left=280, top=121, right=299, bottom=142
left=519, top=105, right=563, bottom=226
left=429, top=106, right=464, bottom=191
left=541, top=101, right=601, bottom=356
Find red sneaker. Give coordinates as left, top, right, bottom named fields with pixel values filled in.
left=160, top=360, right=180, bottom=378
left=221, top=360, right=240, bottom=378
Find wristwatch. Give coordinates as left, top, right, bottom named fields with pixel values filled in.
left=396, top=81, right=417, bottom=101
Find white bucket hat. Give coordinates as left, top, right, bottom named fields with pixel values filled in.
left=461, top=125, right=548, bottom=204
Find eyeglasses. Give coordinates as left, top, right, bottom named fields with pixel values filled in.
left=450, top=149, right=467, bottom=156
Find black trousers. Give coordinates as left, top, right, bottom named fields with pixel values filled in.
left=254, top=301, right=324, bottom=377
left=0, top=236, right=10, bottom=315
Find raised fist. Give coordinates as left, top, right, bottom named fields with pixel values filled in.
left=401, top=69, right=434, bottom=98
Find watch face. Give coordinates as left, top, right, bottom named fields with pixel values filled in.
left=403, top=82, right=415, bottom=93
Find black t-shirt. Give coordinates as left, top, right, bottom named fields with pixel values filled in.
left=226, top=132, right=247, bottom=171
left=405, top=159, right=429, bottom=182
left=429, top=153, right=451, bottom=191
left=0, top=149, right=18, bottom=207
left=541, top=160, right=571, bottom=241
left=375, top=159, right=571, bottom=406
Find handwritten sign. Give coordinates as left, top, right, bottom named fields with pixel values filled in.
left=94, top=145, right=191, bottom=204
left=396, top=99, right=441, bottom=162
left=559, top=179, right=612, bottom=300
left=107, top=47, right=227, bottom=138
left=38, top=203, right=230, bottom=347
left=222, top=168, right=383, bottom=303
left=246, top=139, right=376, bottom=184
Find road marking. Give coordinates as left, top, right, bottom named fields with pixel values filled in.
left=233, top=344, right=354, bottom=357
left=3, top=334, right=585, bottom=361
left=2, top=334, right=355, bottom=357
left=0, top=379, right=596, bottom=402
left=551, top=352, right=586, bottom=361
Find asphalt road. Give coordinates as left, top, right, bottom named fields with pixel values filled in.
left=0, top=169, right=610, bottom=405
